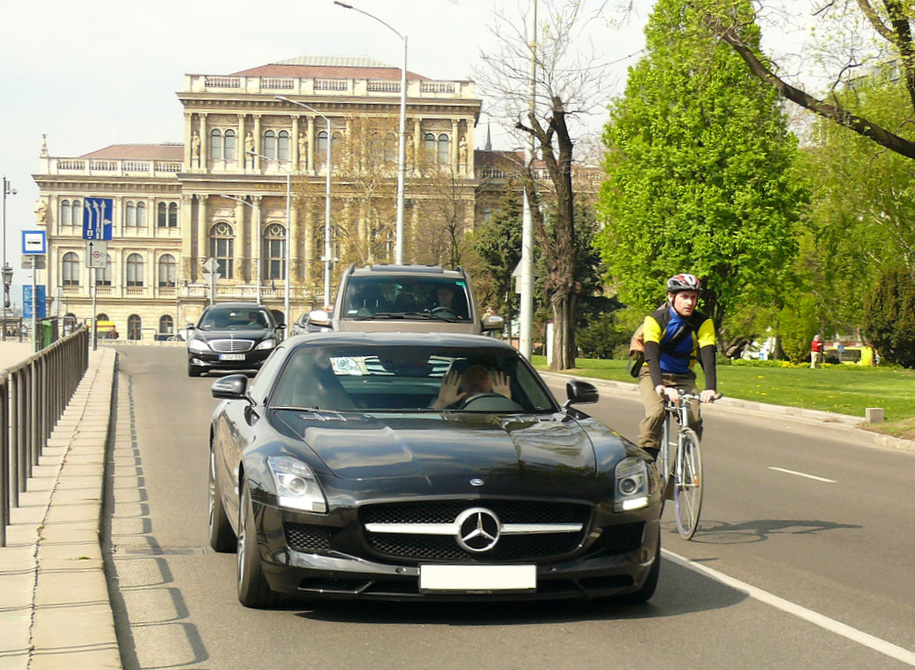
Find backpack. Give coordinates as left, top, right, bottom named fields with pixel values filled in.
left=627, top=319, right=695, bottom=378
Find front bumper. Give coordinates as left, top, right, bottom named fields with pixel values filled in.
left=253, top=500, right=661, bottom=602
left=189, top=349, right=272, bottom=371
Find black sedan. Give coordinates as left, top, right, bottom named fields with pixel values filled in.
left=187, top=302, right=283, bottom=377
left=208, top=332, right=662, bottom=608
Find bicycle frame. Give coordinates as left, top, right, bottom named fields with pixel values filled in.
left=658, top=392, right=704, bottom=539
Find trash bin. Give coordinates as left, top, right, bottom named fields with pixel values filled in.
left=41, top=319, right=59, bottom=348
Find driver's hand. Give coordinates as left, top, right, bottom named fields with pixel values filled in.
left=663, top=386, right=680, bottom=403
left=700, top=389, right=720, bottom=404
left=431, top=370, right=465, bottom=409
left=492, top=370, right=510, bottom=398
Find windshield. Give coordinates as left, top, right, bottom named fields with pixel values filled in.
left=199, top=307, right=273, bottom=330
left=270, top=344, right=557, bottom=414
left=342, top=277, right=471, bottom=321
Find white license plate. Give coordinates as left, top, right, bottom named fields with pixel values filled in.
left=419, top=564, right=536, bottom=593
left=219, top=354, right=246, bottom=361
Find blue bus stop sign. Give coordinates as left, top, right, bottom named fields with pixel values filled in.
left=23, top=285, right=47, bottom=319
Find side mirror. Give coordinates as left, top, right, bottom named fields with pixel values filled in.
left=308, top=309, right=331, bottom=328
left=482, top=314, right=504, bottom=331
left=186, top=323, right=195, bottom=330
left=562, top=380, right=599, bottom=409
left=211, top=374, right=249, bottom=400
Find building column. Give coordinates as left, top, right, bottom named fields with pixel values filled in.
left=234, top=198, right=247, bottom=282
left=252, top=196, right=263, bottom=290
left=307, top=117, right=315, bottom=174
left=412, top=118, right=422, bottom=175
left=253, top=115, right=262, bottom=171
left=180, top=193, right=194, bottom=280
left=451, top=119, right=460, bottom=170
left=292, top=115, right=301, bottom=169
left=238, top=114, right=248, bottom=169
left=197, top=194, right=208, bottom=282
left=184, top=114, right=194, bottom=167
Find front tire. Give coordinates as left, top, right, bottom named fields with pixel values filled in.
left=208, top=448, right=235, bottom=553
left=188, top=361, right=202, bottom=377
left=674, top=428, right=703, bottom=540
left=237, top=479, right=278, bottom=608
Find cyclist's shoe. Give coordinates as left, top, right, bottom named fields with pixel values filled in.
left=643, top=447, right=659, bottom=462
left=663, top=476, right=675, bottom=501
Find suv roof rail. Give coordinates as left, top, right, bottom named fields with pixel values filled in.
left=367, top=264, right=445, bottom=274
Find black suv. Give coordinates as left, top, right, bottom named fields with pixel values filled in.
left=308, top=264, right=503, bottom=335
left=186, top=302, right=283, bottom=377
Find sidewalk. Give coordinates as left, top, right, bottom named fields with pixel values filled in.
left=0, top=342, right=121, bottom=670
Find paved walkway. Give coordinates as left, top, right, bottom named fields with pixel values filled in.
left=0, top=341, right=121, bottom=670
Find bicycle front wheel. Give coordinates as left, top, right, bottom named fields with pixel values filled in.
left=674, top=428, right=703, bottom=540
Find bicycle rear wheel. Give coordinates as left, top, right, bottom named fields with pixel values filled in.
left=674, top=427, right=703, bottom=539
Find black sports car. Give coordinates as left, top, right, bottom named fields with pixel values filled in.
left=208, top=332, right=662, bottom=608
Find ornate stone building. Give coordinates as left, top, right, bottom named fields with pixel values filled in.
left=32, top=56, right=483, bottom=338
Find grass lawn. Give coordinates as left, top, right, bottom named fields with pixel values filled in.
left=533, top=356, right=915, bottom=440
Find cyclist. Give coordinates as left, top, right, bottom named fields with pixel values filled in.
left=637, top=273, right=719, bottom=461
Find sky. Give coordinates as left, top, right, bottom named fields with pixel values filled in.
left=0, top=0, right=815, bottom=302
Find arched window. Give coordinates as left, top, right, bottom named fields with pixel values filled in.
left=277, top=130, right=290, bottom=162
left=168, top=202, right=178, bottom=227
left=317, top=131, right=328, bottom=167
left=136, top=201, right=147, bottom=227
left=96, top=254, right=113, bottom=286
left=262, top=223, right=285, bottom=280
left=127, top=315, right=142, bottom=341
left=384, top=132, right=397, bottom=164
left=224, top=129, right=237, bottom=162
left=71, top=199, right=82, bottom=226
left=158, top=254, right=176, bottom=287
left=424, top=133, right=436, bottom=158
left=437, top=134, right=450, bottom=165
left=210, top=222, right=234, bottom=279
left=159, top=315, right=174, bottom=336
left=60, top=200, right=71, bottom=227
left=62, top=252, right=80, bottom=286
left=125, top=201, right=136, bottom=227
left=210, top=128, right=223, bottom=160
left=157, top=202, right=167, bottom=227
left=126, top=253, right=145, bottom=287
left=264, top=130, right=277, bottom=161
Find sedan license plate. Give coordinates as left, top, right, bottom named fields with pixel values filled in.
left=219, top=354, right=246, bottom=361
left=419, top=564, right=536, bottom=593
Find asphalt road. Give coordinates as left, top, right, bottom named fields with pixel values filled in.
left=104, top=346, right=915, bottom=670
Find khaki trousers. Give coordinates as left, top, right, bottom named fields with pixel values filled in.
left=637, top=368, right=702, bottom=451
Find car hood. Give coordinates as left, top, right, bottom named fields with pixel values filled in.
left=273, top=411, right=599, bottom=489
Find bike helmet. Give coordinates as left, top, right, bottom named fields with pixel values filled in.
left=666, top=273, right=701, bottom=293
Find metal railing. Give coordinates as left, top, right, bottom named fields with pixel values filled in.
left=0, top=326, right=89, bottom=547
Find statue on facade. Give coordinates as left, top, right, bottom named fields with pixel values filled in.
left=191, top=131, right=200, bottom=161
left=459, top=134, right=468, bottom=169
left=245, top=132, right=255, bottom=167
left=298, top=133, right=308, bottom=168
left=34, top=199, right=48, bottom=225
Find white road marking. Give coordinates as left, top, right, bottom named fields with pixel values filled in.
left=663, top=549, right=915, bottom=666
left=769, top=466, right=836, bottom=483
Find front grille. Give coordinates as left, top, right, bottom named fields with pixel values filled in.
left=361, top=500, right=591, bottom=563
left=209, top=338, right=254, bottom=353
left=590, top=522, right=645, bottom=555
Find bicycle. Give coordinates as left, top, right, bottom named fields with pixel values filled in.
left=657, top=392, right=713, bottom=540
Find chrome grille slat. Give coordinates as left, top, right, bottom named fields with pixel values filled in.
left=210, top=338, right=254, bottom=353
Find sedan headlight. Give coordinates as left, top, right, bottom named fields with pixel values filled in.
left=188, top=338, right=210, bottom=353
left=266, top=456, right=327, bottom=513
left=255, top=338, right=277, bottom=351
left=614, top=457, right=649, bottom=511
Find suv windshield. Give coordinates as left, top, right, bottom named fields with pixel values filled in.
left=199, top=307, right=273, bottom=330
left=342, top=277, right=471, bottom=321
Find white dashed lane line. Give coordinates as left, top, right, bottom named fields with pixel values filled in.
left=663, top=550, right=915, bottom=666
left=769, top=466, right=837, bottom=483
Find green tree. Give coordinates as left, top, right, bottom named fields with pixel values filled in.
left=863, top=267, right=915, bottom=367
left=799, top=74, right=915, bottom=336
left=469, top=185, right=523, bottom=333
left=595, top=0, right=807, bottom=345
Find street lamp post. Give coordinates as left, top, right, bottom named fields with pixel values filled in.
left=275, top=96, right=334, bottom=307
left=334, top=1, right=407, bottom=265
left=247, top=150, right=291, bottom=323
left=220, top=194, right=262, bottom=304
left=2, top=177, right=16, bottom=341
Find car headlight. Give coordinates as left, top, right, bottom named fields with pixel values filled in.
left=255, top=338, right=277, bottom=351
left=188, top=338, right=210, bottom=353
left=266, top=456, right=327, bottom=513
left=614, top=457, right=649, bottom=511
